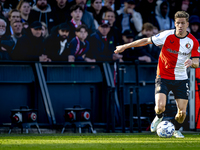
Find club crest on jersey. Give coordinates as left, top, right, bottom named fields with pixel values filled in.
left=185, top=42, right=191, bottom=49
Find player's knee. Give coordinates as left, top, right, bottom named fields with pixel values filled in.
left=155, top=105, right=165, bottom=114
left=176, top=111, right=186, bottom=123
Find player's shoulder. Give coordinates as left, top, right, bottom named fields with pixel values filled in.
left=154, top=29, right=174, bottom=37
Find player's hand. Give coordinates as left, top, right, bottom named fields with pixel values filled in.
left=114, top=45, right=126, bottom=54
left=184, top=59, right=192, bottom=68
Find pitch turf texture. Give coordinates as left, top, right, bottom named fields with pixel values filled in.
left=0, top=133, right=200, bottom=150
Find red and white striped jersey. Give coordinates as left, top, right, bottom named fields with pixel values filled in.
left=151, top=29, right=200, bottom=80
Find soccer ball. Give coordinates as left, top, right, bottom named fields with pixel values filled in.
left=156, top=121, right=175, bottom=138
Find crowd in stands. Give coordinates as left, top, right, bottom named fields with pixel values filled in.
left=0, top=0, right=199, bottom=62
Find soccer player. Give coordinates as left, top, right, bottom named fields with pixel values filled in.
left=114, top=11, right=200, bottom=138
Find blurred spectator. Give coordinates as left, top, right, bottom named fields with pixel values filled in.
left=121, top=29, right=151, bottom=63
left=68, top=5, right=84, bottom=41
left=175, top=0, right=194, bottom=15
left=44, top=22, right=70, bottom=61
left=103, top=0, right=115, bottom=11
left=10, top=21, right=23, bottom=43
left=135, top=0, right=157, bottom=24
left=6, top=9, right=21, bottom=36
left=11, top=21, right=50, bottom=61
left=135, top=22, right=161, bottom=62
left=70, top=0, right=96, bottom=34
left=0, top=18, right=11, bottom=60
left=1, top=0, right=12, bottom=18
left=28, top=0, right=55, bottom=32
left=1, top=0, right=34, bottom=9
left=88, top=19, right=123, bottom=61
left=189, top=15, right=200, bottom=43
left=154, top=0, right=174, bottom=30
left=152, top=26, right=159, bottom=35
left=41, top=21, right=48, bottom=38
left=192, top=0, right=200, bottom=16
left=69, top=24, right=94, bottom=62
left=0, top=2, right=7, bottom=22
left=87, top=0, right=105, bottom=29
left=1, top=21, right=23, bottom=60
left=104, top=9, right=122, bottom=46
left=51, top=0, right=71, bottom=26
left=167, top=0, right=177, bottom=19
left=116, top=0, right=142, bottom=35
left=16, top=0, right=31, bottom=23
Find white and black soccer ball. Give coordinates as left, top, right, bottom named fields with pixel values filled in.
left=156, top=121, right=175, bottom=138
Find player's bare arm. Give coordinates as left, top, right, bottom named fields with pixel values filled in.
left=184, top=58, right=199, bottom=68
left=114, top=37, right=152, bottom=54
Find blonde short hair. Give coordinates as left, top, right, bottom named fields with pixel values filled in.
left=174, top=11, right=189, bottom=22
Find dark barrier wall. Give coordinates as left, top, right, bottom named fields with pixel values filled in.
left=0, top=62, right=157, bottom=126
left=42, top=65, right=103, bottom=124
left=0, top=65, right=36, bottom=123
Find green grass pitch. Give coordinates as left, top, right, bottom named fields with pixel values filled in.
left=0, top=133, right=200, bottom=150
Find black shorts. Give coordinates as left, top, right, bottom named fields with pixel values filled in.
left=155, top=78, right=189, bottom=100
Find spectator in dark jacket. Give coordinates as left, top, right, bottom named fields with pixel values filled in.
left=6, top=9, right=21, bottom=36
left=121, top=29, right=151, bottom=63
left=104, top=9, right=122, bottom=46
left=44, top=23, right=71, bottom=61
left=88, top=19, right=123, bottom=61
left=1, top=21, right=23, bottom=60
left=87, top=0, right=105, bottom=29
left=68, top=5, right=84, bottom=41
left=69, top=0, right=96, bottom=34
left=11, top=21, right=50, bottom=61
left=135, top=0, right=157, bottom=24
left=28, top=0, right=55, bottom=32
left=69, top=24, right=94, bottom=62
left=189, top=15, right=200, bottom=43
left=135, top=22, right=161, bottom=62
left=51, top=0, right=71, bottom=26
left=0, top=18, right=11, bottom=60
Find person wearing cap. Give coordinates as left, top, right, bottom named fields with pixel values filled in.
left=28, top=0, right=55, bottom=32
left=116, top=0, right=142, bottom=35
left=121, top=29, right=151, bottom=63
left=68, top=24, right=94, bottom=62
left=189, top=15, right=200, bottom=43
left=44, top=22, right=71, bottom=61
left=11, top=21, right=50, bottom=61
left=88, top=19, right=123, bottom=61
